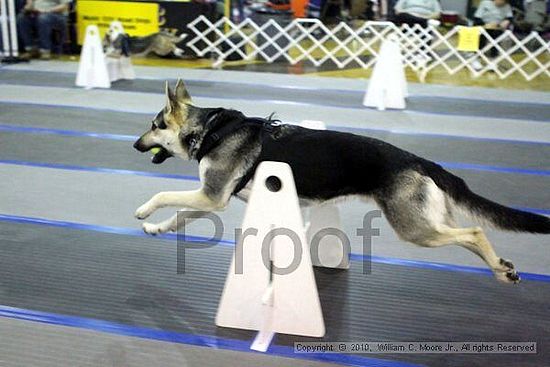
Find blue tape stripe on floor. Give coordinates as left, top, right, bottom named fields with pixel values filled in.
left=2, top=101, right=550, bottom=146
left=512, top=206, right=550, bottom=216
left=350, top=254, right=550, bottom=282
left=0, top=213, right=234, bottom=246
left=0, top=305, right=418, bottom=367
left=1, top=159, right=548, bottom=216
left=1, top=213, right=549, bottom=283
left=0, top=159, right=201, bottom=182
left=2, top=124, right=549, bottom=177
left=0, top=123, right=137, bottom=141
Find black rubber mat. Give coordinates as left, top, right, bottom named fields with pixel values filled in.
left=2, top=102, right=550, bottom=170
left=1, top=69, right=550, bottom=122
left=1, top=221, right=548, bottom=367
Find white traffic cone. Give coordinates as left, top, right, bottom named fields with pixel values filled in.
left=75, top=25, right=110, bottom=89
left=216, top=162, right=325, bottom=352
left=104, top=21, right=135, bottom=82
left=363, top=38, right=408, bottom=110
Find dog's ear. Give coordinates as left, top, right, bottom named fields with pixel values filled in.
left=165, top=81, right=176, bottom=113
left=175, top=78, right=192, bottom=103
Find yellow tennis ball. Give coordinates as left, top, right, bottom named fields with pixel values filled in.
left=150, top=147, right=161, bottom=155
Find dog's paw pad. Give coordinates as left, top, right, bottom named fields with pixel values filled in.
left=506, top=270, right=521, bottom=284
left=142, top=223, right=160, bottom=235
left=496, top=269, right=521, bottom=284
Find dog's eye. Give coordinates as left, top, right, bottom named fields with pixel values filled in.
left=151, top=122, right=157, bottom=131
left=185, top=135, right=196, bottom=146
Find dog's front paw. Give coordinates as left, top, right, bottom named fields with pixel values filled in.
left=143, top=222, right=164, bottom=236
left=135, top=203, right=154, bottom=220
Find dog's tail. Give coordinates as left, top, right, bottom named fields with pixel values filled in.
left=424, top=162, right=550, bottom=234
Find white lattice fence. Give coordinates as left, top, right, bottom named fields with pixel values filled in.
left=187, top=16, right=550, bottom=82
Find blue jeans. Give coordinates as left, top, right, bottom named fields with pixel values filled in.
left=17, top=12, right=67, bottom=51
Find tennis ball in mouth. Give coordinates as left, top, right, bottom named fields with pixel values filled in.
left=150, top=147, right=161, bottom=155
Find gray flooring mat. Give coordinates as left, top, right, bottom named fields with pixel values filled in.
left=1, top=70, right=550, bottom=122
left=1, top=317, right=350, bottom=367
left=2, top=103, right=550, bottom=170
left=0, top=222, right=548, bottom=367
left=0, top=318, right=344, bottom=367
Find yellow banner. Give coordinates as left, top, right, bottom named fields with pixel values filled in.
left=457, top=26, right=481, bottom=52
left=77, top=1, right=159, bottom=44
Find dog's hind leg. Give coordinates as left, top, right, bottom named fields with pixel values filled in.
left=377, top=170, right=519, bottom=283
left=409, top=225, right=519, bottom=283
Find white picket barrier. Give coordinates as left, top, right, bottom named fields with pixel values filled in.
left=216, top=162, right=325, bottom=352
left=187, top=16, right=550, bottom=82
left=0, top=0, right=19, bottom=62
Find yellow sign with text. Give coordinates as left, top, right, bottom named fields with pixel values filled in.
left=77, top=1, right=159, bottom=44
left=457, top=26, right=481, bottom=52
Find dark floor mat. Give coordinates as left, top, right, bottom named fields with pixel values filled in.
left=0, top=222, right=548, bottom=367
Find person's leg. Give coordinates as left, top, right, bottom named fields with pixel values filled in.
left=17, top=12, right=36, bottom=51
left=36, top=12, right=57, bottom=56
left=50, top=13, right=67, bottom=55
left=237, top=0, right=244, bottom=22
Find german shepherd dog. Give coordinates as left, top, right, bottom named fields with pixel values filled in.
left=134, top=80, right=550, bottom=284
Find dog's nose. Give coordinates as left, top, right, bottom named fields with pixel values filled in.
left=133, top=139, right=144, bottom=151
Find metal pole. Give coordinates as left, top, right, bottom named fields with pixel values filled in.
left=7, top=0, right=18, bottom=57
left=1, top=0, right=11, bottom=56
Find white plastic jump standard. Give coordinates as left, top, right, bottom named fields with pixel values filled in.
left=104, top=21, right=135, bottom=82
left=76, top=25, right=111, bottom=89
left=216, top=161, right=325, bottom=352
left=363, top=38, right=408, bottom=110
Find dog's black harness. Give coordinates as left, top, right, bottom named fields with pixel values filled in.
left=194, top=110, right=280, bottom=194
left=195, top=112, right=278, bottom=162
